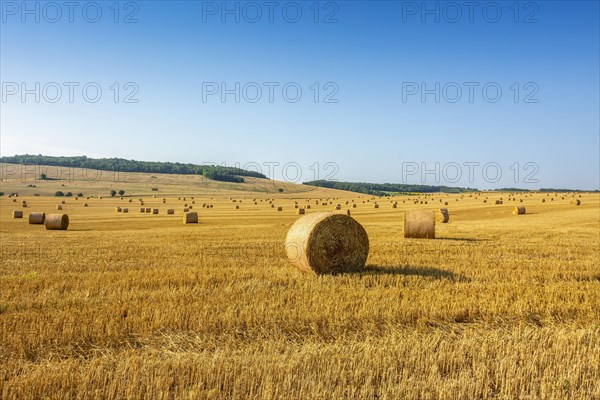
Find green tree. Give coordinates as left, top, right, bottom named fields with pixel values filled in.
left=110, top=190, right=117, bottom=197
left=55, top=191, right=65, bottom=196
left=77, top=192, right=84, bottom=197
left=40, top=173, right=47, bottom=180
left=118, top=190, right=125, bottom=196
left=65, top=192, right=73, bottom=197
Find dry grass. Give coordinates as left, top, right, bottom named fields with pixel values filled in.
left=0, top=183, right=599, bottom=399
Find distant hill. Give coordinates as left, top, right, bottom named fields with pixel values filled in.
left=0, top=155, right=266, bottom=183
left=303, top=180, right=478, bottom=196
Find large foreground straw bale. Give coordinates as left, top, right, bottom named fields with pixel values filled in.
left=183, top=212, right=198, bottom=224
left=45, top=214, right=69, bottom=230
left=28, top=212, right=45, bottom=224
left=404, top=210, right=435, bottom=239
left=513, top=206, right=526, bottom=215
left=285, top=212, right=369, bottom=274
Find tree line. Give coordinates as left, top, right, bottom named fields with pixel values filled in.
left=0, top=155, right=266, bottom=183
left=303, top=180, right=478, bottom=196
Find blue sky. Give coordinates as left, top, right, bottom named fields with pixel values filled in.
left=1, top=1, right=598, bottom=189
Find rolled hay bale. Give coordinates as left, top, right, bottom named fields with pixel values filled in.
left=183, top=207, right=189, bottom=212
left=163, top=199, right=166, bottom=203
left=352, top=204, right=357, bottom=208
left=271, top=204, right=275, bottom=208
left=61, top=200, right=66, bottom=204
left=12, top=199, right=17, bottom=203
left=392, top=203, right=397, bottom=208
left=306, top=205, right=311, bottom=209
left=21, top=201, right=28, bottom=207
left=45, top=214, right=69, bottom=230
left=129, top=199, right=132, bottom=203
left=183, top=211, right=198, bottom=224
left=541, top=199, right=546, bottom=203
left=277, top=206, right=283, bottom=211
left=346, top=209, right=351, bottom=216
left=285, top=212, right=369, bottom=274
left=404, top=210, right=435, bottom=239
left=335, top=204, right=342, bottom=210
left=152, top=208, right=159, bottom=214
left=12, top=210, right=24, bottom=219
left=235, top=205, right=240, bottom=209
left=83, top=203, right=88, bottom=207
left=436, top=208, right=449, bottom=223
left=373, top=203, right=379, bottom=209
left=513, top=206, right=526, bottom=215
left=140, top=201, right=145, bottom=206
left=29, top=212, right=46, bottom=224
left=444, top=202, right=448, bottom=206
left=167, top=209, right=175, bottom=215
left=122, top=208, right=128, bottom=213
left=294, top=204, right=299, bottom=209
left=189, top=206, right=193, bottom=209
left=140, top=208, right=145, bottom=213
left=56, top=205, right=62, bottom=210
left=116, top=207, right=122, bottom=212
left=209, top=205, right=214, bottom=208
left=495, top=200, right=502, bottom=205
left=145, top=207, right=151, bottom=213
left=571, top=199, right=581, bottom=206
left=297, top=208, right=305, bottom=215
left=519, top=199, right=523, bottom=202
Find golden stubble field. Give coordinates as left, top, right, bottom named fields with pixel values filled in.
left=1, top=172, right=599, bottom=399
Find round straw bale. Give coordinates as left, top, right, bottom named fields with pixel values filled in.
left=285, top=212, right=369, bottom=274
left=116, top=207, right=122, bottom=212
left=45, top=214, right=69, bottom=230
left=297, top=208, right=305, bottom=215
left=167, top=209, right=175, bottom=214
left=346, top=209, right=351, bottom=216
left=571, top=199, right=581, bottom=206
left=12, top=210, right=23, bottom=218
left=436, top=208, right=449, bottom=223
left=145, top=207, right=151, bottom=213
left=444, top=202, right=448, bottom=205
left=235, top=205, right=240, bottom=209
left=61, top=200, right=66, bottom=204
left=392, top=203, right=397, bottom=208
left=513, top=206, right=526, bottom=215
left=404, top=210, right=435, bottom=239
left=183, top=211, right=198, bottom=224
left=183, top=207, right=189, bottom=212
left=29, top=212, right=46, bottom=224
left=373, top=203, right=379, bottom=209
left=541, top=199, right=546, bottom=203
left=56, top=205, right=62, bottom=210
left=152, top=208, right=159, bottom=214
left=122, top=208, right=128, bottom=213
left=140, top=208, right=145, bottom=213
left=12, top=199, right=16, bottom=202
left=277, top=206, right=283, bottom=211
left=495, top=200, right=502, bottom=205
left=83, top=203, right=88, bottom=207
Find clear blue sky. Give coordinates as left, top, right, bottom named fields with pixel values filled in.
left=1, top=1, right=599, bottom=189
